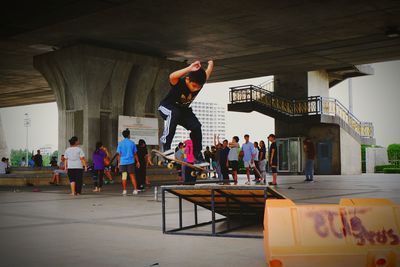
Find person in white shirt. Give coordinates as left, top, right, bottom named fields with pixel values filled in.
left=65, top=136, right=87, bottom=196
left=0, top=157, right=8, bottom=174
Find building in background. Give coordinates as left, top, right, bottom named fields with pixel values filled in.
left=171, top=101, right=226, bottom=150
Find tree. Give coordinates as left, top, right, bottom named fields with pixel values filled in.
left=10, top=149, right=32, bottom=166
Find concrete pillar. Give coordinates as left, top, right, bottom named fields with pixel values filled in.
left=308, top=70, right=329, bottom=97
left=34, top=44, right=182, bottom=158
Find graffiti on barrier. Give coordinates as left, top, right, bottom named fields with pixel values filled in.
left=306, top=208, right=400, bottom=246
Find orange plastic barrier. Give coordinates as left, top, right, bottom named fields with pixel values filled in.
left=264, top=198, right=400, bottom=267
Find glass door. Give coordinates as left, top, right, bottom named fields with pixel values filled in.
left=277, top=139, right=289, bottom=172
left=289, top=139, right=300, bottom=173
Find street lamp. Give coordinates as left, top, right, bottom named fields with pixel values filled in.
left=24, top=113, right=31, bottom=166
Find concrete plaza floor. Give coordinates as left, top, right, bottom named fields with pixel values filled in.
left=0, top=173, right=399, bottom=267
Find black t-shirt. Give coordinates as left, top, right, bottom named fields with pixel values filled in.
left=204, top=150, right=212, bottom=162
left=219, top=147, right=230, bottom=165
left=33, top=154, right=43, bottom=167
left=268, top=142, right=277, bottom=165
left=160, top=78, right=200, bottom=108
left=137, top=147, right=148, bottom=169
left=259, top=146, right=266, bottom=161
left=305, top=142, right=316, bottom=159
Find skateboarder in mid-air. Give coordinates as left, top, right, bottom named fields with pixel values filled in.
left=158, top=60, right=214, bottom=164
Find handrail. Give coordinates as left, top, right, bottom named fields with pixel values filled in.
left=229, top=85, right=374, bottom=138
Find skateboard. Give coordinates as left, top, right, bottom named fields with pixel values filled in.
left=152, top=149, right=210, bottom=179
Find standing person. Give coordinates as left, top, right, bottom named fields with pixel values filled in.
left=213, top=134, right=223, bottom=180
left=136, top=139, right=153, bottom=191
left=49, top=155, right=66, bottom=185
left=268, top=134, right=278, bottom=186
left=242, top=134, right=261, bottom=185
left=92, top=142, right=107, bottom=192
left=101, top=146, right=114, bottom=185
left=33, top=150, right=43, bottom=167
left=117, top=128, right=140, bottom=196
left=158, top=60, right=214, bottom=163
left=203, top=146, right=212, bottom=165
left=65, top=136, right=88, bottom=196
left=228, top=136, right=240, bottom=185
left=258, top=140, right=267, bottom=184
left=219, top=140, right=230, bottom=184
left=203, top=146, right=212, bottom=178
left=303, top=137, right=316, bottom=182
left=253, top=141, right=260, bottom=181
left=210, top=145, right=217, bottom=178
left=183, top=136, right=195, bottom=184
left=175, top=142, right=184, bottom=181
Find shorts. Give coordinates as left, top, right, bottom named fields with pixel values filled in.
left=54, top=169, right=67, bottom=175
left=270, top=166, right=277, bottom=173
left=67, top=169, right=83, bottom=183
left=120, top=163, right=135, bottom=174
left=244, top=161, right=256, bottom=168
left=229, top=160, right=239, bottom=171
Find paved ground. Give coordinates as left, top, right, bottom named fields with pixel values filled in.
left=0, top=173, right=399, bottom=267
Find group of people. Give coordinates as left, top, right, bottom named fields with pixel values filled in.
left=198, top=133, right=278, bottom=185
left=63, top=128, right=152, bottom=196
left=19, top=150, right=44, bottom=168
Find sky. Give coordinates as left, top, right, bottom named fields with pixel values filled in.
left=0, top=60, right=399, bottom=155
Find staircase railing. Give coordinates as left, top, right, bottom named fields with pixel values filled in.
left=229, top=85, right=374, bottom=138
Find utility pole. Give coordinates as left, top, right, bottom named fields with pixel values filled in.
left=348, top=78, right=353, bottom=113
left=24, top=113, right=31, bottom=166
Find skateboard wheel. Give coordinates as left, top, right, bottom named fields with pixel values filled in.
left=167, top=163, right=174, bottom=169
left=200, top=173, right=207, bottom=179
left=191, top=171, right=197, bottom=177
left=158, top=160, right=163, bottom=166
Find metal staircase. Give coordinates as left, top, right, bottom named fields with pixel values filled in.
left=228, top=83, right=374, bottom=144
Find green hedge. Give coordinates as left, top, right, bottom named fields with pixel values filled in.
left=375, top=164, right=397, bottom=173
left=387, top=144, right=400, bottom=160
left=383, top=168, right=400, bottom=174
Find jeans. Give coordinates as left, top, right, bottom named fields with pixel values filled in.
left=305, top=159, right=314, bottom=180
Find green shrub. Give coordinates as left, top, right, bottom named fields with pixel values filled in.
left=387, top=144, right=400, bottom=159
left=375, top=164, right=396, bottom=173
left=383, top=168, right=400, bottom=174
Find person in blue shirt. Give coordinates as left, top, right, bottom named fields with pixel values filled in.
left=117, top=128, right=140, bottom=196
left=28, top=156, right=35, bottom=168
left=241, top=134, right=261, bottom=185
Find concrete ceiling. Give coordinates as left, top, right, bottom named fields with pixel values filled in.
left=1, top=0, right=400, bottom=107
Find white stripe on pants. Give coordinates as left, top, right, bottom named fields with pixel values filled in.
left=158, top=105, right=172, bottom=144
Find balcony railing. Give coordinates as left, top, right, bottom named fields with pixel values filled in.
left=229, top=85, right=374, bottom=138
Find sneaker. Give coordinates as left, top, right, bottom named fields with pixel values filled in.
left=245, top=181, right=250, bottom=185
left=132, top=190, right=139, bottom=195
left=304, top=179, right=310, bottom=183
left=104, top=180, right=109, bottom=185
left=268, top=182, right=277, bottom=186
left=122, top=190, right=127, bottom=196
left=308, top=180, right=315, bottom=183
left=109, top=180, right=114, bottom=184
